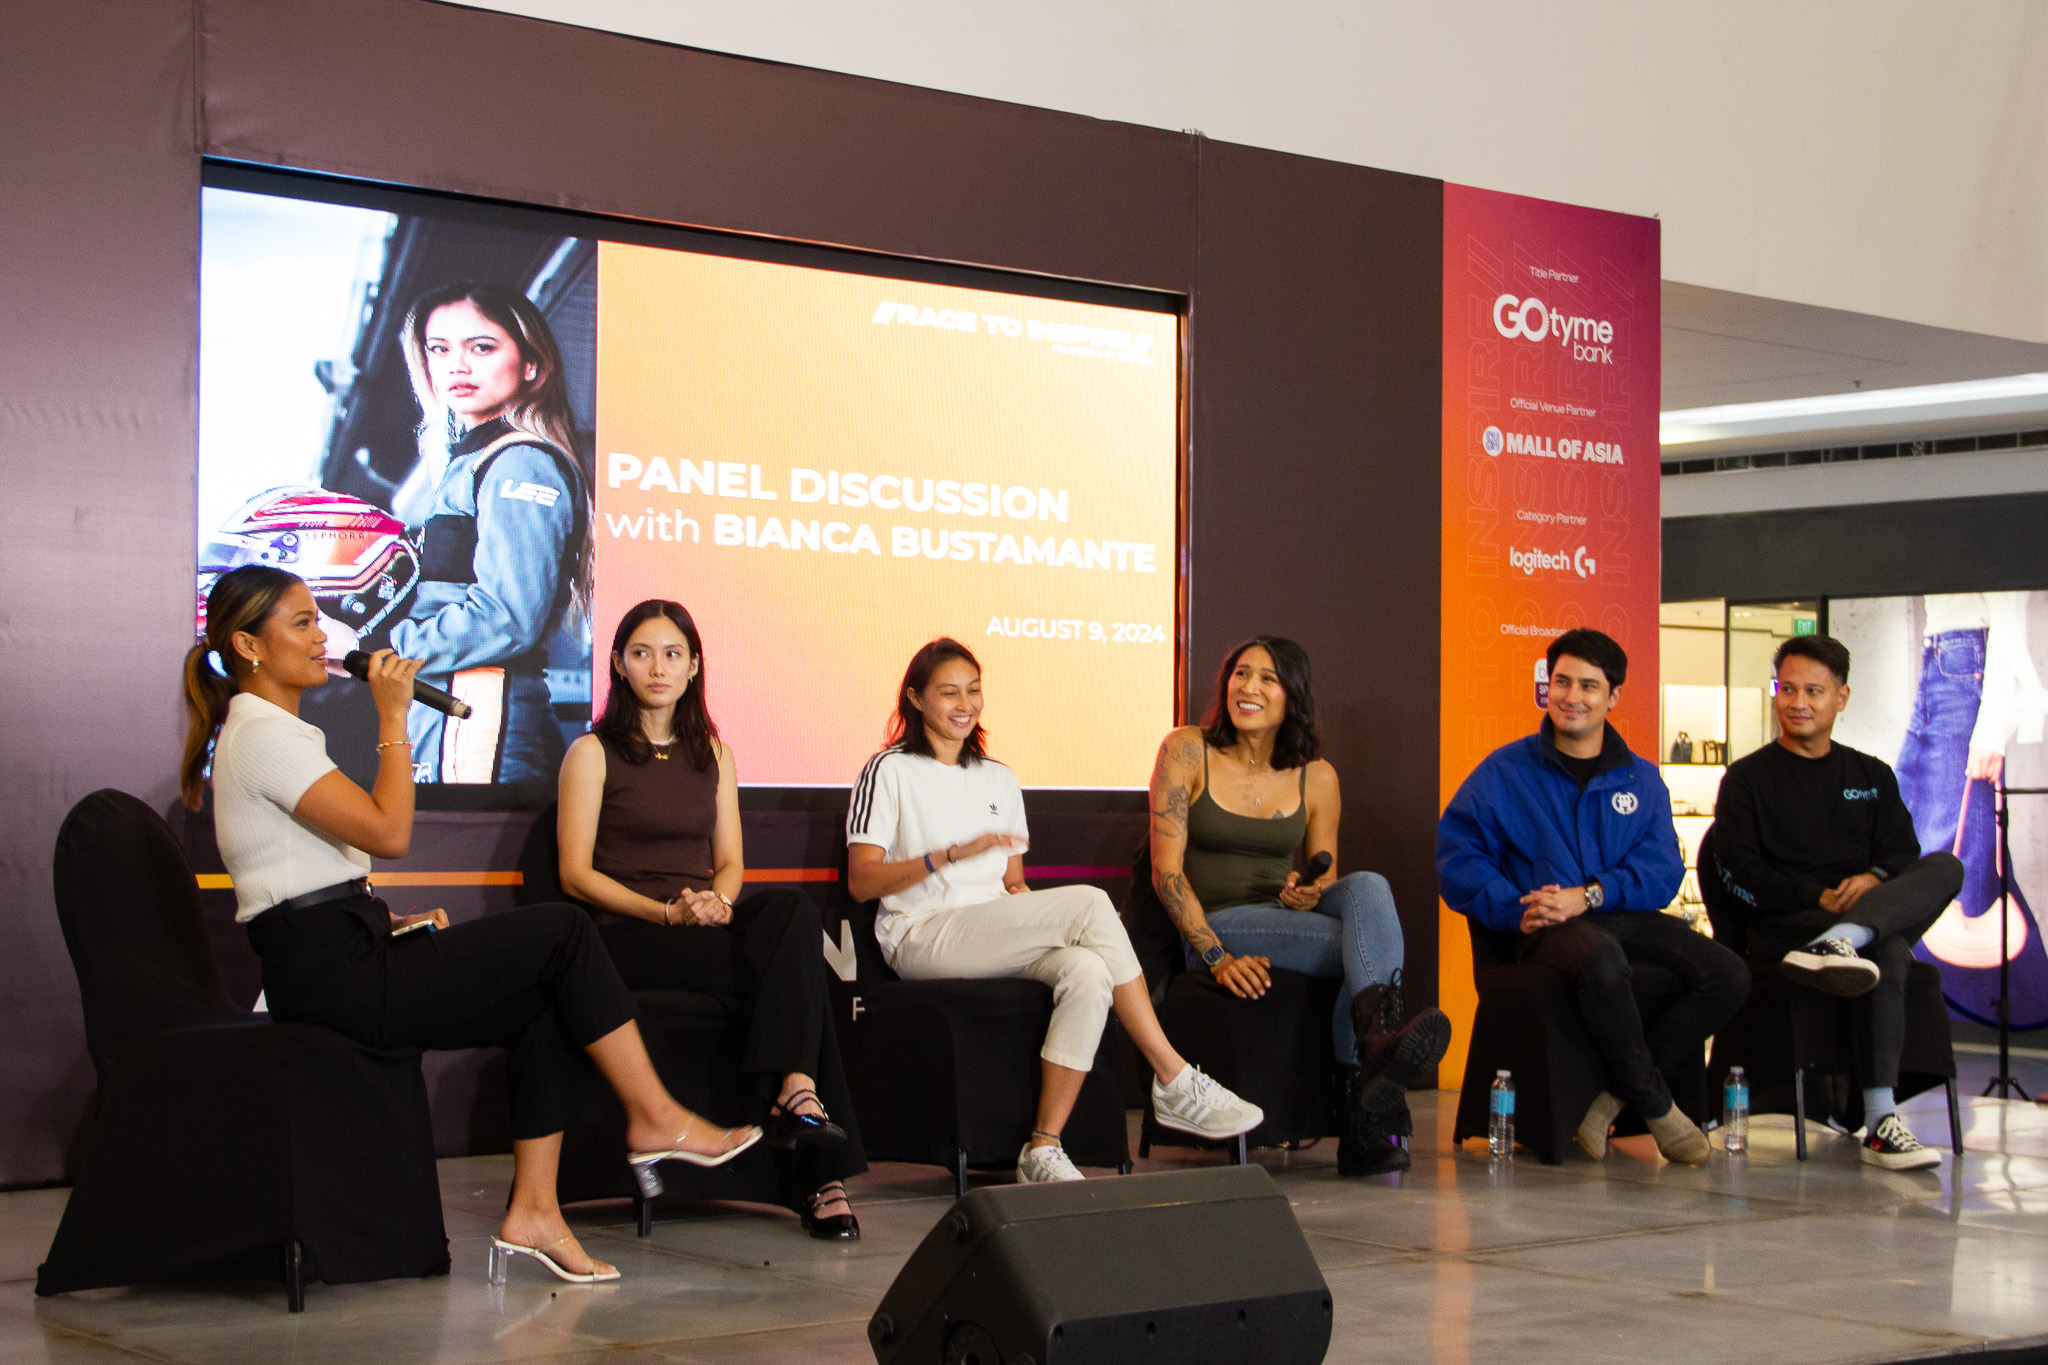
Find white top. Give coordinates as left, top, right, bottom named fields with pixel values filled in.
left=212, top=692, right=372, bottom=922
left=846, top=747, right=1029, bottom=953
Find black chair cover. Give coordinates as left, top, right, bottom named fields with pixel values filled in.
left=1451, top=954, right=1694, bottom=1163
left=845, top=900, right=1130, bottom=1189
left=38, top=790, right=446, bottom=1303
left=516, top=805, right=791, bottom=1216
left=1120, top=841, right=1340, bottom=1152
left=1698, top=825, right=1959, bottom=1138
left=1140, top=969, right=1340, bottom=1155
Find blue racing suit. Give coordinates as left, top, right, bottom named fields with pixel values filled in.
left=389, top=417, right=586, bottom=785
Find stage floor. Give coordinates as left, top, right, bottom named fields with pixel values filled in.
left=5, top=1083, right=2047, bottom=1365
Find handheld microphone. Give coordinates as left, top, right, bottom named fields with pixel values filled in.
left=1299, top=851, right=1333, bottom=884
left=341, top=651, right=474, bottom=719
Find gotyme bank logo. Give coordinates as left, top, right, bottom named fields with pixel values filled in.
left=1508, top=544, right=1598, bottom=579
left=1493, top=294, right=1616, bottom=364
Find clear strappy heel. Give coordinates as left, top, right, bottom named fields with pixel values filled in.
left=488, top=1234, right=620, bottom=1285
left=626, top=1119, right=764, bottom=1198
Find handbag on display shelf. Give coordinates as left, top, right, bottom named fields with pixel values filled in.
left=1701, top=740, right=1726, bottom=764
left=1668, top=732, right=1693, bottom=764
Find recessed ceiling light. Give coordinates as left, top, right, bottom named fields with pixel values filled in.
left=1661, top=372, right=2048, bottom=445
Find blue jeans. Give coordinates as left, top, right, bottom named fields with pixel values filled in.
left=1191, top=871, right=1404, bottom=1065
left=1897, top=626, right=2048, bottom=1028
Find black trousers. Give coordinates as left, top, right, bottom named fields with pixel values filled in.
left=1748, top=852, right=1963, bottom=1090
left=251, top=895, right=636, bottom=1140
left=1517, top=911, right=1750, bottom=1119
left=600, top=888, right=864, bottom=1187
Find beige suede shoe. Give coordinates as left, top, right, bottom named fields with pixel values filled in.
left=1575, top=1091, right=1625, bottom=1159
left=1646, top=1105, right=1711, bottom=1165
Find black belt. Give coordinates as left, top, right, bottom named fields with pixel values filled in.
left=267, top=878, right=373, bottom=915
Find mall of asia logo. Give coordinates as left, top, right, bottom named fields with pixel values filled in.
left=1492, top=294, right=1616, bottom=363
left=1508, top=544, right=1597, bottom=578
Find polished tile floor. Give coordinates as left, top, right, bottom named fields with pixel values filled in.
left=7, top=1085, right=2048, bottom=1365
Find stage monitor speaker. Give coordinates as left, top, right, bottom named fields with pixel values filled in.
left=868, top=1164, right=1331, bottom=1365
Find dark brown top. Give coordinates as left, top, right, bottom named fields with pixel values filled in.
left=589, top=732, right=718, bottom=923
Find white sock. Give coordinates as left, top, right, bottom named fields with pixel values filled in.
left=1863, top=1087, right=1897, bottom=1124
left=1815, top=923, right=1875, bottom=951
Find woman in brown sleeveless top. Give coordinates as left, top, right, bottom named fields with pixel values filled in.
left=557, top=600, right=864, bottom=1239
left=1148, top=636, right=1450, bottom=1177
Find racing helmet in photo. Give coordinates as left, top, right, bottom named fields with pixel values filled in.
left=197, top=485, right=420, bottom=639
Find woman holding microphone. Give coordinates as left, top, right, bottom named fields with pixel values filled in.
left=183, top=564, right=757, bottom=1287
left=1148, top=637, right=1448, bottom=1176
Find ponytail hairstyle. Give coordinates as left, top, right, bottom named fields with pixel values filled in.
left=1200, top=635, right=1321, bottom=771
left=593, top=599, right=718, bottom=770
left=886, top=637, right=990, bottom=765
left=181, top=565, right=302, bottom=809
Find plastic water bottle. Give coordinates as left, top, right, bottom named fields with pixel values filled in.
left=1722, top=1066, right=1749, bottom=1155
left=1489, top=1070, right=1515, bottom=1159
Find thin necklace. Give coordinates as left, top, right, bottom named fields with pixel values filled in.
left=1230, top=745, right=1275, bottom=805
left=649, top=735, right=677, bottom=762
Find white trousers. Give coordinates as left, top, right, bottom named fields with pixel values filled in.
left=884, top=885, right=1143, bottom=1071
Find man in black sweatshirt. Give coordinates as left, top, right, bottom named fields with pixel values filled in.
left=1714, top=634, right=1963, bottom=1171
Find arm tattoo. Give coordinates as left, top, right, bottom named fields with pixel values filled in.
left=1151, top=783, right=1190, bottom=834
left=1156, top=868, right=1219, bottom=957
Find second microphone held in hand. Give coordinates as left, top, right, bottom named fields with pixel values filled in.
left=341, top=650, right=474, bottom=719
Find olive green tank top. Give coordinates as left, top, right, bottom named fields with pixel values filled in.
left=1182, top=747, right=1308, bottom=911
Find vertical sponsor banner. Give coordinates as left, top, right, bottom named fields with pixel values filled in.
left=1438, top=185, right=1661, bottom=1087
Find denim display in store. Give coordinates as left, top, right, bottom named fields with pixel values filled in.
left=1897, top=628, right=2048, bottom=1028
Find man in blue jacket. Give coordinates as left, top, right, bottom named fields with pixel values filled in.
left=1438, top=629, right=1747, bottom=1164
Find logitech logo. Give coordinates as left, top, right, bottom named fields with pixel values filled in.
left=1492, top=293, right=1617, bottom=363
left=1843, top=788, right=1880, bottom=801
left=1508, top=544, right=1598, bottom=578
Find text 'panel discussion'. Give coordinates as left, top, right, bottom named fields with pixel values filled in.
left=7, top=4, right=2048, bottom=1363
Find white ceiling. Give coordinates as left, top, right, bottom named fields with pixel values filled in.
left=1660, top=283, right=2048, bottom=458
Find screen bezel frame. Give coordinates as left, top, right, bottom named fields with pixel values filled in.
left=200, top=160, right=1188, bottom=807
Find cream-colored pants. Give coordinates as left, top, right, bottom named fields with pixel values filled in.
left=884, top=885, right=1143, bottom=1071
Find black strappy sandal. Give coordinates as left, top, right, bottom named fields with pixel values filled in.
left=768, top=1088, right=848, bottom=1150
left=799, top=1181, right=860, bottom=1242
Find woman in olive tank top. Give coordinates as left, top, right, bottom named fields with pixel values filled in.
left=1149, top=636, right=1450, bottom=1177
left=557, top=601, right=865, bottom=1240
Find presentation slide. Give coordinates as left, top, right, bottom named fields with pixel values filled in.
left=595, top=245, right=1177, bottom=788
left=197, top=174, right=1177, bottom=797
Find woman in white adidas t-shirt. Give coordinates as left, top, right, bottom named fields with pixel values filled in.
left=184, top=565, right=757, bottom=1287
left=846, top=638, right=1263, bottom=1183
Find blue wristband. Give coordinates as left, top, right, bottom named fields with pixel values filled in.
left=924, top=852, right=936, bottom=874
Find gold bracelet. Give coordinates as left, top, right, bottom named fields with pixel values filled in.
left=375, top=739, right=412, bottom=751
left=714, top=891, right=734, bottom=909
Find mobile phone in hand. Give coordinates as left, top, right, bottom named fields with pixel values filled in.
left=392, top=917, right=437, bottom=938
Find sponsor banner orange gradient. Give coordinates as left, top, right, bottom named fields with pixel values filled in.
left=594, top=244, right=1179, bottom=788
left=1438, top=185, right=1662, bottom=1087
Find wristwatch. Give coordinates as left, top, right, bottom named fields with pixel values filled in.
left=1202, top=943, right=1228, bottom=968
left=1582, top=878, right=1605, bottom=911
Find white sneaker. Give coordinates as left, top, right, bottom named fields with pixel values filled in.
left=1782, top=938, right=1880, bottom=996
left=1016, top=1140, right=1085, bottom=1183
left=1151, top=1065, right=1263, bottom=1140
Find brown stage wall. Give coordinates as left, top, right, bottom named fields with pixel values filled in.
left=0, top=0, right=1440, bottom=1185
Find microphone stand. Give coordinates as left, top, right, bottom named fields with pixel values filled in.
left=1986, top=780, right=2040, bottom=1101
